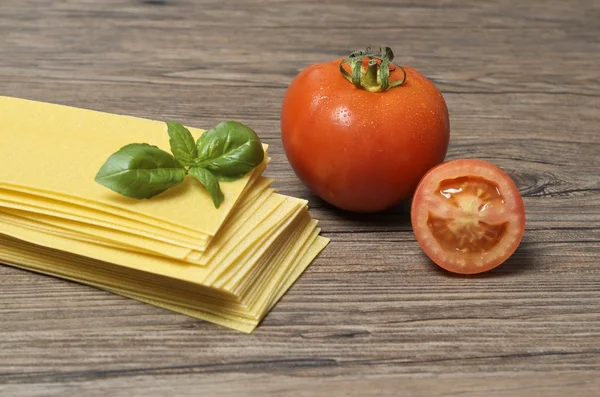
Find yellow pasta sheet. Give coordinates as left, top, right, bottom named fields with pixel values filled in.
left=0, top=95, right=332, bottom=333
left=0, top=195, right=306, bottom=287
left=0, top=227, right=329, bottom=333
left=0, top=178, right=275, bottom=260
left=0, top=213, right=316, bottom=310
left=0, top=96, right=266, bottom=238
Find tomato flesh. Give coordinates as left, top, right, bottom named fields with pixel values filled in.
left=430, top=175, right=508, bottom=254
left=411, top=159, right=525, bottom=274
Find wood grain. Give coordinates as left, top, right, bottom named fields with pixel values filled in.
left=1, top=0, right=599, bottom=396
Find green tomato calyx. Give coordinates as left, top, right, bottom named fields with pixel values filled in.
left=339, top=46, right=407, bottom=93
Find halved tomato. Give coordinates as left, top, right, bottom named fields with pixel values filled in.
left=411, top=159, right=525, bottom=274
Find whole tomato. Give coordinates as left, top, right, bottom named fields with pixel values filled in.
left=281, top=47, right=450, bottom=212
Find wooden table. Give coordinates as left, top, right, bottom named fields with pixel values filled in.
left=1, top=1, right=599, bottom=396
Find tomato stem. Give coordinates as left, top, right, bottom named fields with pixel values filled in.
left=362, top=59, right=379, bottom=88
left=339, top=47, right=406, bottom=92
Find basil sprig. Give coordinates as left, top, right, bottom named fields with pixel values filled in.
left=95, top=121, right=264, bottom=208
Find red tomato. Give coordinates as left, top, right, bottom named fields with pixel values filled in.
left=411, top=159, right=526, bottom=274
left=281, top=48, right=450, bottom=212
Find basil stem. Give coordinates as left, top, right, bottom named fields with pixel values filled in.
left=188, top=167, right=224, bottom=208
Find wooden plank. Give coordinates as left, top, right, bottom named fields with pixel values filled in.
left=1, top=0, right=599, bottom=395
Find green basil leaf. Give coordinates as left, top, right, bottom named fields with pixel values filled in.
left=188, top=167, right=224, bottom=208
left=95, top=143, right=187, bottom=199
left=166, top=121, right=197, bottom=166
left=195, top=121, right=264, bottom=181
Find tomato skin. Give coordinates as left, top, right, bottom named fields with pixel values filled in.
left=411, top=159, right=526, bottom=275
left=281, top=58, right=450, bottom=212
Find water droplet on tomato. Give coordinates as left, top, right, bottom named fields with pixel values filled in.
left=333, top=105, right=352, bottom=127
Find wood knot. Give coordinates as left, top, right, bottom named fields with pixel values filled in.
left=509, top=170, right=592, bottom=198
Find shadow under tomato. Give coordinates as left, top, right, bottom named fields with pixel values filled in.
left=308, top=190, right=413, bottom=228
left=428, top=237, right=536, bottom=279
left=487, top=240, right=536, bottom=276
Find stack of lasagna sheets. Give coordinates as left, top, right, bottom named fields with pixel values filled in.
left=0, top=96, right=328, bottom=333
